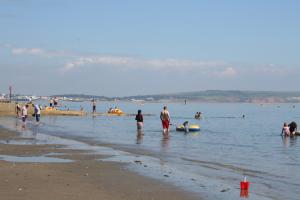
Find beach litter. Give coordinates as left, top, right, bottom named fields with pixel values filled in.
left=240, top=176, right=250, bottom=198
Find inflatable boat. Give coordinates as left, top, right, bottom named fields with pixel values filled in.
left=176, top=124, right=200, bottom=132
left=107, top=108, right=124, bottom=115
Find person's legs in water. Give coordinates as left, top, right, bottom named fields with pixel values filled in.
left=35, top=114, right=40, bottom=122
left=162, top=120, right=170, bottom=133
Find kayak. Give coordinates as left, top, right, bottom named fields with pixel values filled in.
left=176, top=124, right=200, bottom=132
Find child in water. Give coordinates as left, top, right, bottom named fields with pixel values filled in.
left=282, top=122, right=290, bottom=136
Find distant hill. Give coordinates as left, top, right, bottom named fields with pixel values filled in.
left=122, top=90, right=300, bottom=103
left=51, top=94, right=115, bottom=101
left=52, top=90, right=300, bottom=103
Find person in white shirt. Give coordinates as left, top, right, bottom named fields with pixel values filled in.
left=21, top=104, right=29, bottom=122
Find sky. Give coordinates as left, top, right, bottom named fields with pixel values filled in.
left=0, top=0, right=299, bottom=96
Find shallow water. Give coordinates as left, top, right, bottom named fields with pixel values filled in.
left=0, top=154, right=73, bottom=163
left=1, top=101, right=299, bottom=200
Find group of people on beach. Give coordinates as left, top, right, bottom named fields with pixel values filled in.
left=107, top=107, right=119, bottom=113
left=282, top=121, right=298, bottom=136
left=15, top=102, right=41, bottom=123
left=49, top=97, right=59, bottom=108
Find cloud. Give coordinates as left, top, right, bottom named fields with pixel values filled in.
left=215, top=67, right=237, bottom=77
left=3, top=45, right=237, bottom=76
left=252, top=64, right=287, bottom=74
left=63, top=56, right=138, bottom=71
left=62, top=55, right=228, bottom=73
left=7, top=46, right=239, bottom=76
left=10, top=47, right=74, bottom=58
left=12, top=48, right=45, bottom=55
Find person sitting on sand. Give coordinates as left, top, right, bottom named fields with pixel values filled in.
left=282, top=122, right=290, bottom=136
left=289, top=121, right=297, bottom=135
left=135, top=110, right=143, bottom=131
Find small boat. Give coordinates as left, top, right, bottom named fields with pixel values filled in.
left=107, top=108, right=124, bottom=115
left=176, top=124, right=200, bottom=132
left=11, top=96, right=32, bottom=102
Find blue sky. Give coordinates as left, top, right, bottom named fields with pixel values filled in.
left=0, top=0, right=299, bottom=96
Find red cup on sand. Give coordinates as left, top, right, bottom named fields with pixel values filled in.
left=240, top=177, right=250, bottom=190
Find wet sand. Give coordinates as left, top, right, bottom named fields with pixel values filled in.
left=0, top=128, right=200, bottom=200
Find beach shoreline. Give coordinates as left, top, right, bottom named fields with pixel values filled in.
left=0, top=127, right=200, bottom=200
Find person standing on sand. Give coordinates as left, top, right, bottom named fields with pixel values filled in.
left=21, top=104, right=29, bottom=122
left=160, top=106, right=170, bottom=133
left=135, top=110, right=143, bottom=131
left=15, top=102, right=21, bottom=118
left=92, top=99, right=96, bottom=113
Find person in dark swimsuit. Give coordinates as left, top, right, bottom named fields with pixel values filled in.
left=135, top=110, right=143, bottom=131
left=92, top=99, right=96, bottom=113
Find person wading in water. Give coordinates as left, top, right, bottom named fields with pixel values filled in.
left=160, top=106, right=170, bottom=134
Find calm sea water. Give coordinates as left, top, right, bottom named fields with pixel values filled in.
left=1, top=101, right=299, bottom=200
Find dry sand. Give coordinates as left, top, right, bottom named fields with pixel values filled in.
left=0, top=102, right=16, bottom=116
left=0, top=128, right=201, bottom=200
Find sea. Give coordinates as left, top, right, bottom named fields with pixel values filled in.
left=0, top=101, right=299, bottom=200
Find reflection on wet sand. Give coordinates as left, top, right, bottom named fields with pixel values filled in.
left=136, top=130, right=144, bottom=144
left=161, top=132, right=170, bottom=150
left=14, top=117, right=38, bottom=140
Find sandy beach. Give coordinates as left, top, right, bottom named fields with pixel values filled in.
left=0, top=128, right=199, bottom=200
